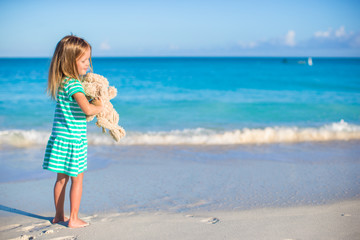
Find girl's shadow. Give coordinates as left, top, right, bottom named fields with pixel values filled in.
left=0, top=204, right=68, bottom=227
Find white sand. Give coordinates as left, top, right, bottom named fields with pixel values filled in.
left=1, top=200, right=359, bottom=240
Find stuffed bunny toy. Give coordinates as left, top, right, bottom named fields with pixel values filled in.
left=82, top=73, right=126, bottom=142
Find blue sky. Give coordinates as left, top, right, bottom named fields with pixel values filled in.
left=0, top=0, right=359, bottom=57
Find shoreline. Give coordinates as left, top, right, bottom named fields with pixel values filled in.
left=1, top=199, right=359, bottom=240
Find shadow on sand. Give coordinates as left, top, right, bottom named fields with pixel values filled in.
left=0, top=204, right=54, bottom=223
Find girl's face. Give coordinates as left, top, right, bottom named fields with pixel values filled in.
left=76, top=48, right=91, bottom=75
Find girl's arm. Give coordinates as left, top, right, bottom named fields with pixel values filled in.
left=73, top=92, right=103, bottom=115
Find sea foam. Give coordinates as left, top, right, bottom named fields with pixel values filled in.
left=1, top=120, right=360, bottom=148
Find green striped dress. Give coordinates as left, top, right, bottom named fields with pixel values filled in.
left=43, top=77, right=87, bottom=177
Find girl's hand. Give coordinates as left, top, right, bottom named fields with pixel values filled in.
left=91, top=97, right=104, bottom=112
left=92, top=97, right=103, bottom=107
left=73, top=93, right=103, bottom=115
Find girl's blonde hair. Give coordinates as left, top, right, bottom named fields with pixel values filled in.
left=47, top=35, right=92, bottom=100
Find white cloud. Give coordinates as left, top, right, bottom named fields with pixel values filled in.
left=335, top=26, right=346, bottom=37
left=284, top=30, right=296, bottom=46
left=305, top=26, right=360, bottom=51
left=232, top=26, right=360, bottom=56
left=314, top=26, right=346, bottom=39
left=314, top=29, right=331, bottom=38
left=100, top=41, right=111, bottom=50
left=237, top=30, right=296, bottom=49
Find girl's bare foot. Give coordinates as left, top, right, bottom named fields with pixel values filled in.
left=68, top=218, right=89, bottom=228
left=52, top=216, right=69, bottom=224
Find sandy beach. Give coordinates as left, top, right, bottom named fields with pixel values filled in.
left=1, top=143, right=360, bottom=240
left=1, top=200, right=359, bottom=240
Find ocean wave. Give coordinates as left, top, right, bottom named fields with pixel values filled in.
left=1, top=120, right=360, bottom=148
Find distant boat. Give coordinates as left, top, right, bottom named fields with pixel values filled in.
left=308, top=57, right=313, bottom=66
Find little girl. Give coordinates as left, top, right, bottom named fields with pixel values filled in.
left=43, top=35, right=103, bottom=228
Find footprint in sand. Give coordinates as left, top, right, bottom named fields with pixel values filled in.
left=41, top=229, right=54, bottom=235
left=8, top=235, right=36, bottom=240
left=0, top=223, right=21, bottom=231
left=81, top=214, right=98, bottom=221
left=200, top=217, right=220, bottom=224
left=18, top=222, right=51, bottom=232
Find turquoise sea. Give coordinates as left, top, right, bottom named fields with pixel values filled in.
left=1, top=57, right=360, bottom=144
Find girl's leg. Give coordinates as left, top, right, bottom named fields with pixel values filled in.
left=53, top=173, right=70, bottom=223
left=68, top=172, right=88, bottom=228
